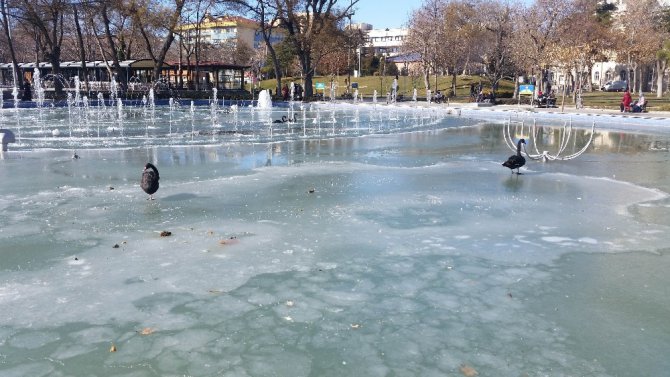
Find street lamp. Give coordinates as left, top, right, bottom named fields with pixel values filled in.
left=381, top=54, right=386, bottom=94
left=357, top=48, right=361, bottom=78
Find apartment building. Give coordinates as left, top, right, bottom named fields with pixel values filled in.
left=178, top=14, right=259, bottom=50
left=353, top=23, right=408, bottom=57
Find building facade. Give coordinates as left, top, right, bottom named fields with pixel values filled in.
left=177, top=15, right=259, bottom=50
left=361, top=26, right=408, bottom=57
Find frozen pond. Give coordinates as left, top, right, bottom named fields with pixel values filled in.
left=1, top=101, right=669, bottom=376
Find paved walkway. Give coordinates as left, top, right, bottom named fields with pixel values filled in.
left=495, top=103, right=670, bottom=119
left=386, top=99, right=670, bottom=119
left=363, top=99, right=670, bottom=131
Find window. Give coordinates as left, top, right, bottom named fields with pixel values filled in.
left=594, top=71, right=600, bottom=81
left=218, top=68, right=243, bottom=90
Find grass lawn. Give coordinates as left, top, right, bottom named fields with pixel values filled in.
left=258, top=75, right=670, bottom=111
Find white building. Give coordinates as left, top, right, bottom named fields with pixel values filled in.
left=360, top=26, right=408, bottom=57
left=177, top=15, right=259, bottom=50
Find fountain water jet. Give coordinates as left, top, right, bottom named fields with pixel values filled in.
left=34, top=68, right=46, bottom=108
left=257, top=90, right=272, bottom=109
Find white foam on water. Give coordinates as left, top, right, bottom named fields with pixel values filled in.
left=542, top=236, right=574, bottom=243
left=578, top=237, right=598, bottom=244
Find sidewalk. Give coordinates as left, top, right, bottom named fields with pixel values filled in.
left=494, top=103, right=670, bottom=119
left=368, top=99, right=670, bottom=132
left=380, top=99, right=670, bottom=123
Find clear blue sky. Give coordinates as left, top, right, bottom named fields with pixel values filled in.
left=351, top=0, right=421, bottom=29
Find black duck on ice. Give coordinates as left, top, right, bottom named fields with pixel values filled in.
left=141, top=163, right=160, bottom=200
left=503, top=139, right=526, bottom=174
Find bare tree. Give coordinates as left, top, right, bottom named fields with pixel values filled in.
left=269, top=0, right=358, bottom=98
left=241, top=0, right=285, bottom=96
left=132, top=0, right=187, bottom=82
left=72, top=2, right=89, bottom=89
left=513, top=0, right=569, bottom=95
left=439, top=0, right=479, bottom=96
left=551, top=0, right=623, bottom=109
left=656, top=40, right=670, bottom=97
left=478, top=0, right=517, bottom=101
left=175, top=0, right=214, bottom=90
left=0, top=0, right=20, bottom=86
left=403, top=0, right=444, bottom=92
left=613, top=0, right=665, bottom=94
left=19, top=0, right=69, bottom=94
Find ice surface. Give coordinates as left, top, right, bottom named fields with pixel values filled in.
left=1, top=102, right=670, bottom=375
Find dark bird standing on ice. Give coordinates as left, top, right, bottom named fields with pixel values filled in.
left=141, top=163, right=160, bottom=200
left=503, top=139, right=526, bottom=174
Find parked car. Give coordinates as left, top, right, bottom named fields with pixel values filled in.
left=602, top=80, right=628, bottom=92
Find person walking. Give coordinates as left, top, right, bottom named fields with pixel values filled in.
left=22, top=79, right=32, bottom=101
left=391, top=75, right=398, bottom=102
left=281, top=84, right=289, bottom=101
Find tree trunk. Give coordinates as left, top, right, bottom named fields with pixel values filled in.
left=49, top=46, right=63, bottom=95
left=299, top=51, right=314, bottom=98
left=73, top=4, right=88, bottom=91
left=150, top=0, right=186, bottom=83
left=656, top=60, right=665, bottom=98
left=259, top=24, right=282, bottom=99
left=423, top=66, right=430, bottom=92
left=304, top=74, right=313, bottom=99
left=450, top=70, right=457, bottom=97
left=560, top=71, right=567, bottom=112
left=272, top=54, right=282, bottom=99
left=101, top=3, right=123, bottom=83
left=0, top=0, right=20, bottom=87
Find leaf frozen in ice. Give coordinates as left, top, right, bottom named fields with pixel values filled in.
left=139, top=328, right=155, bottom=335
left=460, top=364, right=478, bottom=376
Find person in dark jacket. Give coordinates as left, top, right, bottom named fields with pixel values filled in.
left=22, top=79, right=32, bottom=101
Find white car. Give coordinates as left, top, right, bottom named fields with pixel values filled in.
left=602, top=80, right=628, bottom=92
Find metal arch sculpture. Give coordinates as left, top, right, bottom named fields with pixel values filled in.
left=503, top=118, right=596, bottom=162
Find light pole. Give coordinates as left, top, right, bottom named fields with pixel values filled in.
left=357, top=48, right=361, bottom=77
left=381, top=54, right=386, bottom=94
